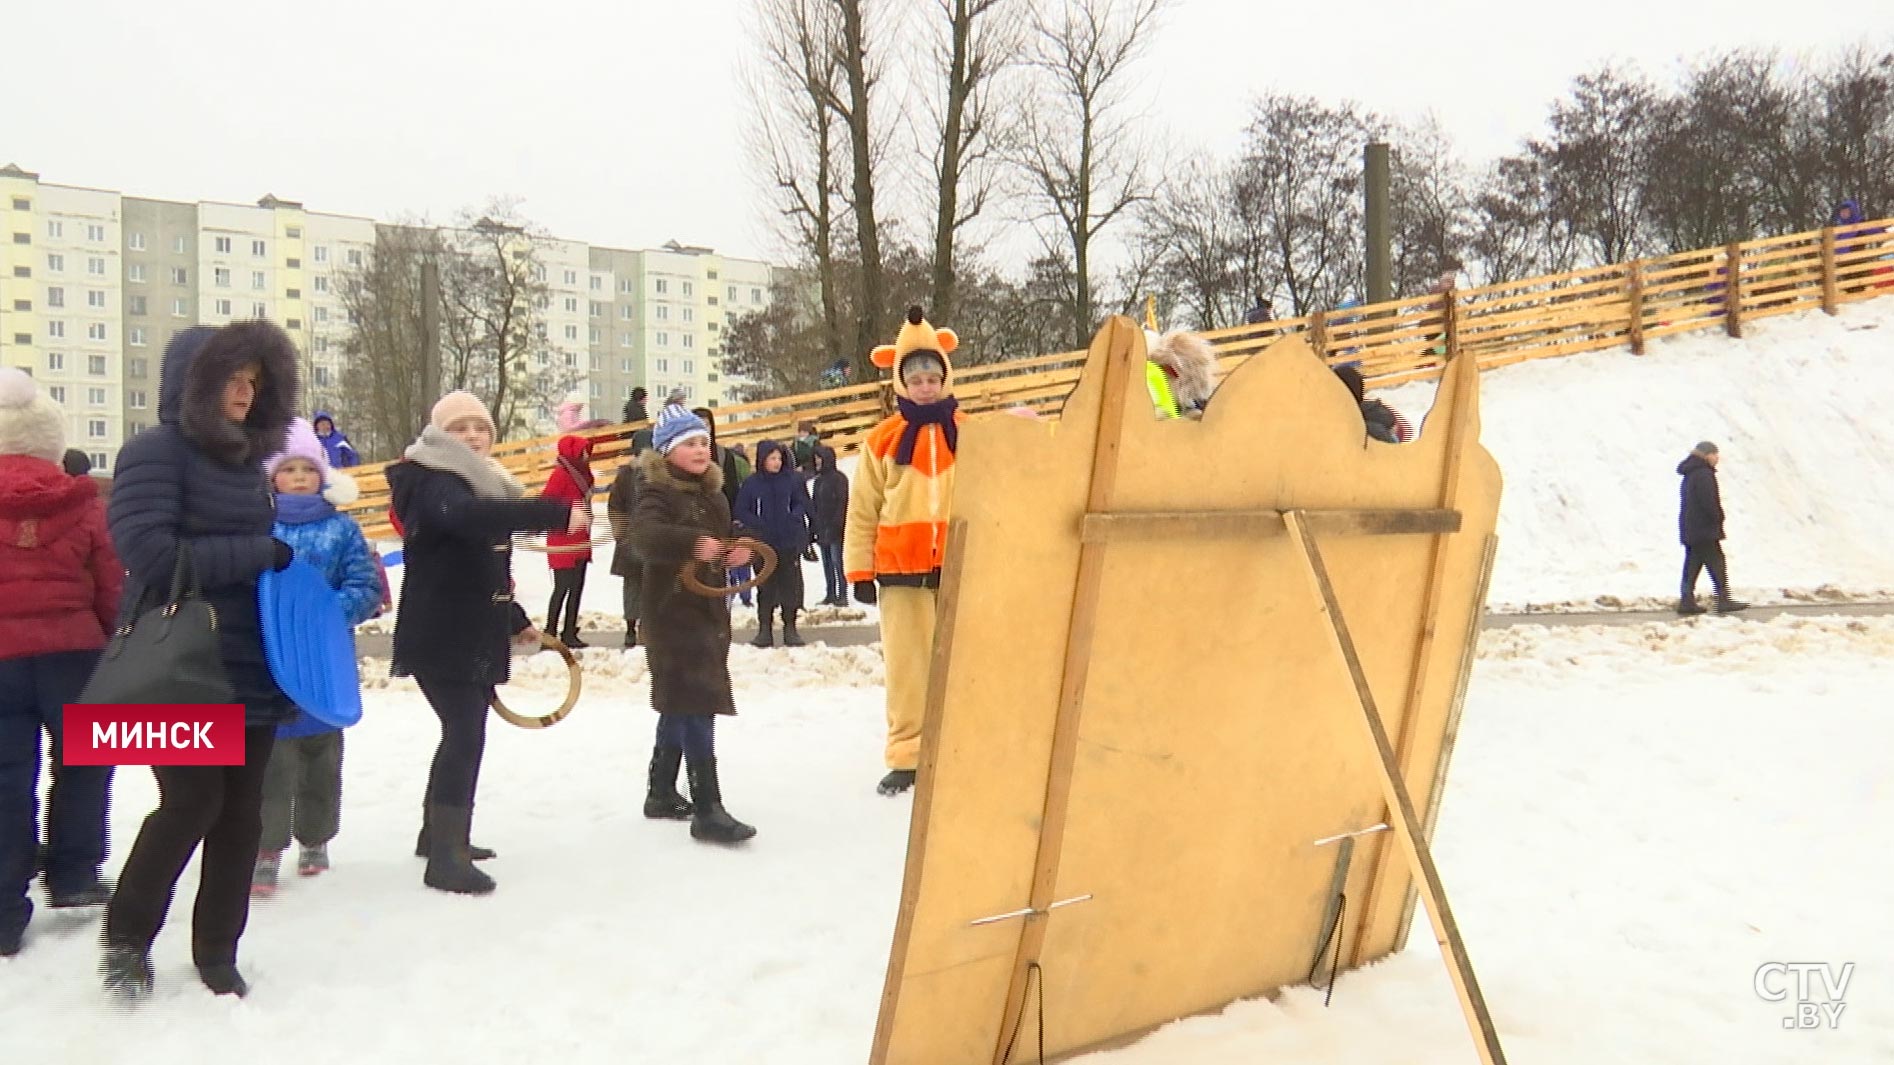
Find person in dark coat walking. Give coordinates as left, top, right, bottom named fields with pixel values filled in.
left=0, top=369, right=124, bottom=958
left=734, top=440, right=812, bottom=648
left=388, top=391, right=584, bottom=895
left=98, top=322, right=300, bottom=1000
left=809, top=445, right=849, bottom=606
left=607, top=433, right=649, bottom=648
left=621, top=386, right=649, bottom=427
left=630, top=412, right=757, bottom=844
left=1676, top=441, right=1747, bottom=616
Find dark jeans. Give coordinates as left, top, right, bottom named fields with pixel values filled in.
left=1682, top=542, right=1730, bottom=600
left=756, top=549, right=805, bottom=625
left=818, top=539, right=846, bottom=601
left=655, top=714, right=715, bottom=760
left=546, top=560, right=589, bottom=638
left=103, top=726, right=277, bottom=965
left=259, top=731, right=343, bottom=852
left=415, top=673, right=492, bottom=809
left=620, top=566, right=643, bottom=631
left=0, top=650, right=112, bottom=937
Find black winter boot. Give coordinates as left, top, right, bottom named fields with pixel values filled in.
left=686, top=757, right=756, bottom=845
left=1715, top=596, right=1749, bottom=615
left=422, top=804, right=496, bottom=895
left=197, top=962, right=249, bottom=997
left=782, top=610, right=806, bottom=647
left=644, top=747, right=694, bottom=820
left=1677, top=596, right=1706, bottom=616
left=101, top=941, right=155, bottom=1000
left=750, top=611, right=774, bottom=648
left=623, top=622, right=638, bottom=648
left=415, top=803, right=495, bottom=861
left=877, top=769, right=917, bottom=796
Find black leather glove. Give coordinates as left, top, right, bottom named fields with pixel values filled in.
left=852, top=580, right=877, bottom=606
left=270, top=538, right=294, bottom=572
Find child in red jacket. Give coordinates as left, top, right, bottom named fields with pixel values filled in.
left=0, top=369, right=124, bottom=957
left=541, top=435, right=596, bottom=648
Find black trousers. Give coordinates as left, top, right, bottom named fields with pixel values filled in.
left=756, top=550, right=805, bottom=625
left=103, top=726, right=277, bottom=966
left=1682, top=542, right=1730, bottom=600
left=546, top=560, right=589, bottom=637
left=415, top=673, right=493, bottom=809
left=620, top=565, right=643, bottom=632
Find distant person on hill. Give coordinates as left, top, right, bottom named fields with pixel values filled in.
left=1333, top=365, right=1412, bottom=443
left=1243, top=292, right=1275, bottom=326
left=1676, top=441, right=1747, bottom=616
left=311, top=411, right=359, bottom=468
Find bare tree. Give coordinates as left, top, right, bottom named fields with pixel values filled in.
left=1530, top=66, right=1659, bottom=266
left=1389, top=118, right=1474, bottom=295
left=336, top=222, right=438, bottom=460
left=925, top=0, right=1023, bottom=323
left=832, top=0, right=891, bottom=378
left=1012, top=0, right=1167, bottom=346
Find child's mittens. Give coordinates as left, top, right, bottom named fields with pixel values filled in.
left=852, top=580, right=877, bottom=606
left=270, top=538, right=295, bottom=572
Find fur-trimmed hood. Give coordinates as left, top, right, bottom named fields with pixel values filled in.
left=638, top=445, right=724, bottom=499
left=160, top=322, right=298, bottom=466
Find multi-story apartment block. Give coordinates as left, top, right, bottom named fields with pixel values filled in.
left=0, top=164, right=774, bottom=468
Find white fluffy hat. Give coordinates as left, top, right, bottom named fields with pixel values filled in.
left=0, top=367, right=65, bottom=463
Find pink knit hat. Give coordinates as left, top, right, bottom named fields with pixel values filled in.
left=431, top=390, right=495, bottom=435
left=264, top=417, right=331, bottom=481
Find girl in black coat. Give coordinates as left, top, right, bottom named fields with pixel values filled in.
left=734, top=439, right=812, bottom=647
left=100, top=322, right=299, bottom=1000
left=388, top=391, right=583, bottom=894
left=809, top=445, right=849, bottom=606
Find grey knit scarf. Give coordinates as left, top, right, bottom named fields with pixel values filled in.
left=403, top=425, right=524, bottom=500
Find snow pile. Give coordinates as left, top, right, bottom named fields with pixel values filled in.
left=1381, top=300, right=1894, bottom=609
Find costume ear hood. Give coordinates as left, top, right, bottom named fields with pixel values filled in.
left=875, top=305, right=958, bottom=400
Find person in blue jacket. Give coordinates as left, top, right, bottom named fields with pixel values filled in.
left=100, top=322, right=301, bottom=1000
left=734, top=439, right=811, bottom=647
left=311, top=410, right=359, bottom=468
left=251, top=419, right=381, bottom=897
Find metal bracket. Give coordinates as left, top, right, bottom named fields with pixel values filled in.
left=969, top=894, right=1095, bottom=928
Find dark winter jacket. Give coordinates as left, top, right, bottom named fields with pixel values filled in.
left=311, top=411, right=360, bottom=468
left=734, top=440, right=812, bottom=556
left=630, top=450, right=737, bottom=717
left=622, top=394, right=649, bottom=426
left=809, top=446, right=848, bottom=544
left=108, top=323, right=298, bottom=724
left=606, top=455, right=648, bottom=578
left=539, top=435, right=595, bottom=569
left=0, top=455, right=123, bottom=661
left=694, top=408, right=746, bottom=512
left=1362, top=399, right=1402, bottom=443
left=388, top=451, right=570, bottom=687
left=1677, top=453, right=1725, bottom=546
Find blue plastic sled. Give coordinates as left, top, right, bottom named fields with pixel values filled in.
left=258, top=561, right=364, bottom=729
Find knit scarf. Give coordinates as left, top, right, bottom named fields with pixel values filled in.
left=403, top=425, right=525, bottom=500
left=894, top=395, right=959, bottom=466
left=274, top=491, right=335, bottom=526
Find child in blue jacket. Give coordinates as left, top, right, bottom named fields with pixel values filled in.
left=253, top=419, right=381, bottom=894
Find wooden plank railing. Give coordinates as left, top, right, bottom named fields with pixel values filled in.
left=343, top=218, right=1894, bottom=539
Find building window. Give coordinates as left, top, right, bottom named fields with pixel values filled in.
left=47, top=321, right=65, bottom=339
left=129, top=295, right=147, bottom=316
left=47, top=353, right=65, bottom=372
left=314, top=307, right=328, bottom=323
left=286, top=257, right=299, bottom=269
left=589, top=301, right=603, bottom=317
left=589, top=381, right=601, bottom=398
left=252, top=239, right=267, bottom=257
left=173, top=236, right=188, bottom=254
left=285, top=319, right=301, bottom=330
left=621, top=333, right=633, bottom=348
left=683, top=334, right=694, bottom=349
left=314, top=276, right=329, bottom=293
left=564, top=324, right=579, bottom=341
left=564, top=297, right=578, bottom=313
left=682, top=385, right=694, bottom=400
left=215, top=236, right=233, bottom=254
left=620, top=305, right=633, bottom=320
left=252, top=302, right=267, bottom=318
left=707, top=295, right=718, bottom=306
left=47, top=253, right=63, bottom=272
left=252, top=271, right=266, bottom=290
left=656, top=305, right=669, bottom=321
left=90, top=451, right=108, bottom=469
left=87, top=224, right=106, bottom=243
left=286, top=226, right=302, bottom=238
left=563, top=270, right=577, bottom=286
left=314, top=337, right=330, bottom=354
left=215, top=298, right=232, bottom=316
left=129, top=232, right=146, bottom=251
left=656, top=358, right=669, bottom=373
left=535, top=295, right=550, bottom=310
left=708, top=321, right=720, bottom=333
left=88, top=419, right=106, bottom=439
left=314, top=366, right=331, bottom=387
left=589, top=327, right=601, bottom=344
left=128, top=421, right=147, bottom=434
left=535, top=323, right=548, bottom=340
left=130, top=389, right=148, bottom=408
left=87, top=290, right=106, bottom=309
left=314, top=246, right=329, bottom=263
left=47, top=287, right=64, bottom=308
left=128, top=263, right=146, bottom=283
left=172, top=298, right=188, bottom=317
left=655, top=279, right=668, bottom=294
left=214, top=268, right=231, bottom=287
left=10, top=300, right=27, bottom=312
left=683, top=307, right=694, bottom=323
left=13, top=334, right=31, bottom=346
left=656, top=332, right=669, bottom=347
left=683, top=360, right=694, bottom=375
left=9, top=197, right=27, bottom=210
left=87, top=257, right=105, bottom=276
left=620, top=358, right=632, bottom=372
left=50, top=386, right=67, bottom=403
left=752, top=288, right=762, bottom=303
left=590, top=276, right=602, bottom=291
left=619, top=278, right=633, bottom=293
left=11, top=266, right=27, bottom=278
left=681, top=281, right=694, bottom=297
left=707, top=270, right=719, bottom=280
left=47, top=220, right=63, bottom=238
left=589, top=355, right=602, bottom=371
left=88, top=353, right=107, bottom=373
left=87, top=387, right=107, bottom=406
left=285, top=288, right=299, bottom=299
left=11, top=233, right=28, bottom=245
left=727, top=285, right=737, bottom=302
left=128, top=358, right=147, bottom=377
left=130, top=327, right=147, bottom=347
left=564, top=352, right=578, bottom=368
left=170, top=267, right=188, bottom=285
left=347, top=249, right=362, bottom=267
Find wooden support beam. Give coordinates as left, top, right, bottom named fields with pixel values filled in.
left=1284, top=511, right=1508, bottom=1065
left=1626, top=261, right=1646, bottom=356
left=1725, top=242, right=1745, bottom=339
left=1821, top=227, right=1839, bottom=316
left=1079, top=508, right=1461, bottom=544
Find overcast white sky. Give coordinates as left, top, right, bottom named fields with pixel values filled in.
left=9, top=0, right=1885, bottom=266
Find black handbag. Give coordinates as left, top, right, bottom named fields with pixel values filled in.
left=77, top=545, right=235, bottom=706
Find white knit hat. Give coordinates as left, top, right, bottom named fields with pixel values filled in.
left=0, top=368, right=65, bottom=463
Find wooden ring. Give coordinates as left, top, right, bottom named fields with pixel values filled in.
left=491, top=633, right=582, bottom=729
left=678, top=538, right=778, bottom=598
left=514, top=514, right=617, bottom=555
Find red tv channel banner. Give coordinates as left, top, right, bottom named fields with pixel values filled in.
left=62, top=705, right=246, bottom=766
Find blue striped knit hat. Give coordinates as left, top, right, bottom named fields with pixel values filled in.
left=653, top=410, right=711, bottom=455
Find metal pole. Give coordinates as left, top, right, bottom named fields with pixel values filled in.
left=1365, top=142, right=1392, bottom=305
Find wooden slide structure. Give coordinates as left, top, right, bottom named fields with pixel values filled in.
left=869, top=318, right=1504, bottom=1064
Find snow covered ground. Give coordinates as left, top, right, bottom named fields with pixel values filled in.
left=5, top=616, right=1891, bottom=1064
left=6, top=303, right=1892, bottom=1064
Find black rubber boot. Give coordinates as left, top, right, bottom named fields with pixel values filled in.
left=643, top=747, right=693, bottom=820
left=686, top=757, right=756, bottom=845
left=781, top=610, right=806, bottom=648
left=1677, top=597, right=1706, bottom=616
left=415, top=803, right=495, bottom=861
left=101, top=941, right=155, bottom=1001
left=1715, top=596, right=1750, bottom=615
left=623, top=622, right=638, bottom=648
left=561, top=632, right=590, bottom=649
left=422, top=804, right=496, bottom=895
left=48, top=872, right=113, bottom=909
left=197, top=961, right=249, bottom=997
left=877, top=769, right=917, bottom=796
left=750, top=611, right=774, bottom=648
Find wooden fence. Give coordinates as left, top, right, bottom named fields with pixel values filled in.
left=342, top=218, right=1894, bottom=539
